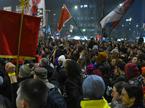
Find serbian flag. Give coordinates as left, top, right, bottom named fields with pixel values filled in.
left=100, top=0, right=134, bottom=29
left=0, top=10, right=41, bottom=58
left=28, top=0, right=46, bottom=26
left=57, top=4, right=72, bottom=32
left=24, top=0, right=40, bottom=16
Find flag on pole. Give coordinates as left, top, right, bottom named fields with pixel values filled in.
left=57, top=4, right=72, bottom=32
left=23, top=0, right=40, bottom=15
left=22, top=0, right=46, bottom=26
left=0, top=10, right=41, bottom=58
left=100, top=0, right=134, bottom=29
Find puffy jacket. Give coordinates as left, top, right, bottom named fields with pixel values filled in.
left=81, top=98, right=110, bottom=108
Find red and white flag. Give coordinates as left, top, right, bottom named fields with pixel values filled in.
left=57, top=4, right=72, bottom=32
left=100, top=0, right=134, bottom=29
left=24, top=0, right=46, bottom=26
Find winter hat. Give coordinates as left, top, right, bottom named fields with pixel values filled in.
left=58, top=55, right=66, bottom=66
left=125, top=63, right=139, bottom=80
left=86, top=64, right=95, bottom=74
left=58, top=55, right=65, bottom=62
left=92, top=45, right=98, bottom=50
left=39, top=58, right=54, bottom=69
left=96, top=52, right=108, bottom=62
left=111, top=47, right=119, bottom=54
left=34, top=67, right=48, bottom=80
left=39, top=58, right=49, bottom=67
left=19, top=64, right=32, bottom=78
left=82, top=75, right=105, bottom=99
left=5, top=62, right=15, bottom=72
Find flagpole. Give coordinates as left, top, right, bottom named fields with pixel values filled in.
left=56, top=2, right=85, bottom=38
left=16, top=0, right=25, bottom=73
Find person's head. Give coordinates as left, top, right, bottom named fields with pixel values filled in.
left=110, top=58, right=117, bottom=66
left=64, top=59, right=82, bottom=78
left=82, top=75, right=105, bottom=100
left=124, top=63, right=139, bottom=80
left=58, top=55, right=66, bottom=66
left=16, top=79, right=48, bottom=108
left=121, top=84, right=143, bottom=108
left=111, top=81, right=127, bottom=101
left=19, top=64, right=32, bottom=78
left=131, top=56, right=138, bottom=64
left=33, top=67, right=48, bottom=81
left=39, top=58, right=49, bottom=67
left=96, top=52, right=108, bottom=63
left=5, top=62, right=15, bottom=72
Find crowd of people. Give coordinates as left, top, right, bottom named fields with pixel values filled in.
left=0, top=37, right=145, bottom=108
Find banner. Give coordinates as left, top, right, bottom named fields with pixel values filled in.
left=0, top=10, right=41, bottom=58
left=57, top=4, right=72, bottom=32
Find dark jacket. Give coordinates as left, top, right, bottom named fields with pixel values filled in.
left=129, top=104, right=144, bottom=108
left=64, top=77, right=83, bottom=108
left=50, top=66, right=67, bottom=94
left=47, top=87, right=67, bottom=108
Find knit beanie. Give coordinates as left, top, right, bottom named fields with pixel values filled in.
left=82, top=75, right=105, bottom=99
left=19, top=64, right=32, bottom=78
left=125, top=63, right=139, bottom=80
left=58, top=55, right=66, bottom=66
left=34, top=67, right=48, bottom=80
left=96, top=52, right=108, bottom=63
left=5, top=62, right=15, bottom=72
left=39, top=58, right=48, bottom=67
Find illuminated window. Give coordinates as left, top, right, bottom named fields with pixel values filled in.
left=84, top=5, right=88, bottom=8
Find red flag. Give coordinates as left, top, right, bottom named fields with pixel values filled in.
left=57, top=4, right=72, bottom=32
left=0, top=10, right=41, bottom=58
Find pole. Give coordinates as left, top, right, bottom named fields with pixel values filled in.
left=56, top=1, right=85, bottom=38
left=16, top=0, right=25, bottom=73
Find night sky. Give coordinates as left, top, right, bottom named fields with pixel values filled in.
left=127, top=0, right=144, bottom=23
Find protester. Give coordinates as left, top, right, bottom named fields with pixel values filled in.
left=121, top=84, right=144, bottom=108
left=0, top=37, right=145, bottom=108
left=64, top=59, right=83, bottom=108
left=50, top=55, right=67, bottom=93
left=33, top=67, right=67, bottom=108
left=81, top=75, right=110, bottom=108
left=110, top=81, right=128, bottom=108
left=16, top=79, right=48, bottom=108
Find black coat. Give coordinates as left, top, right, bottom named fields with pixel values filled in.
left=64, top=77, right=83, bottom=108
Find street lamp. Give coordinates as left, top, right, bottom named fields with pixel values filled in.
left=122, top=24, right=124, bottom=27
left=74, top=5, right=78, bottom=10
left=136, top=24, right=139, bottom=28
left=82, top=29, right=86, bottom=32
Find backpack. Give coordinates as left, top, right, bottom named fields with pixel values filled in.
left=47, top=87, right=67, bottom=108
